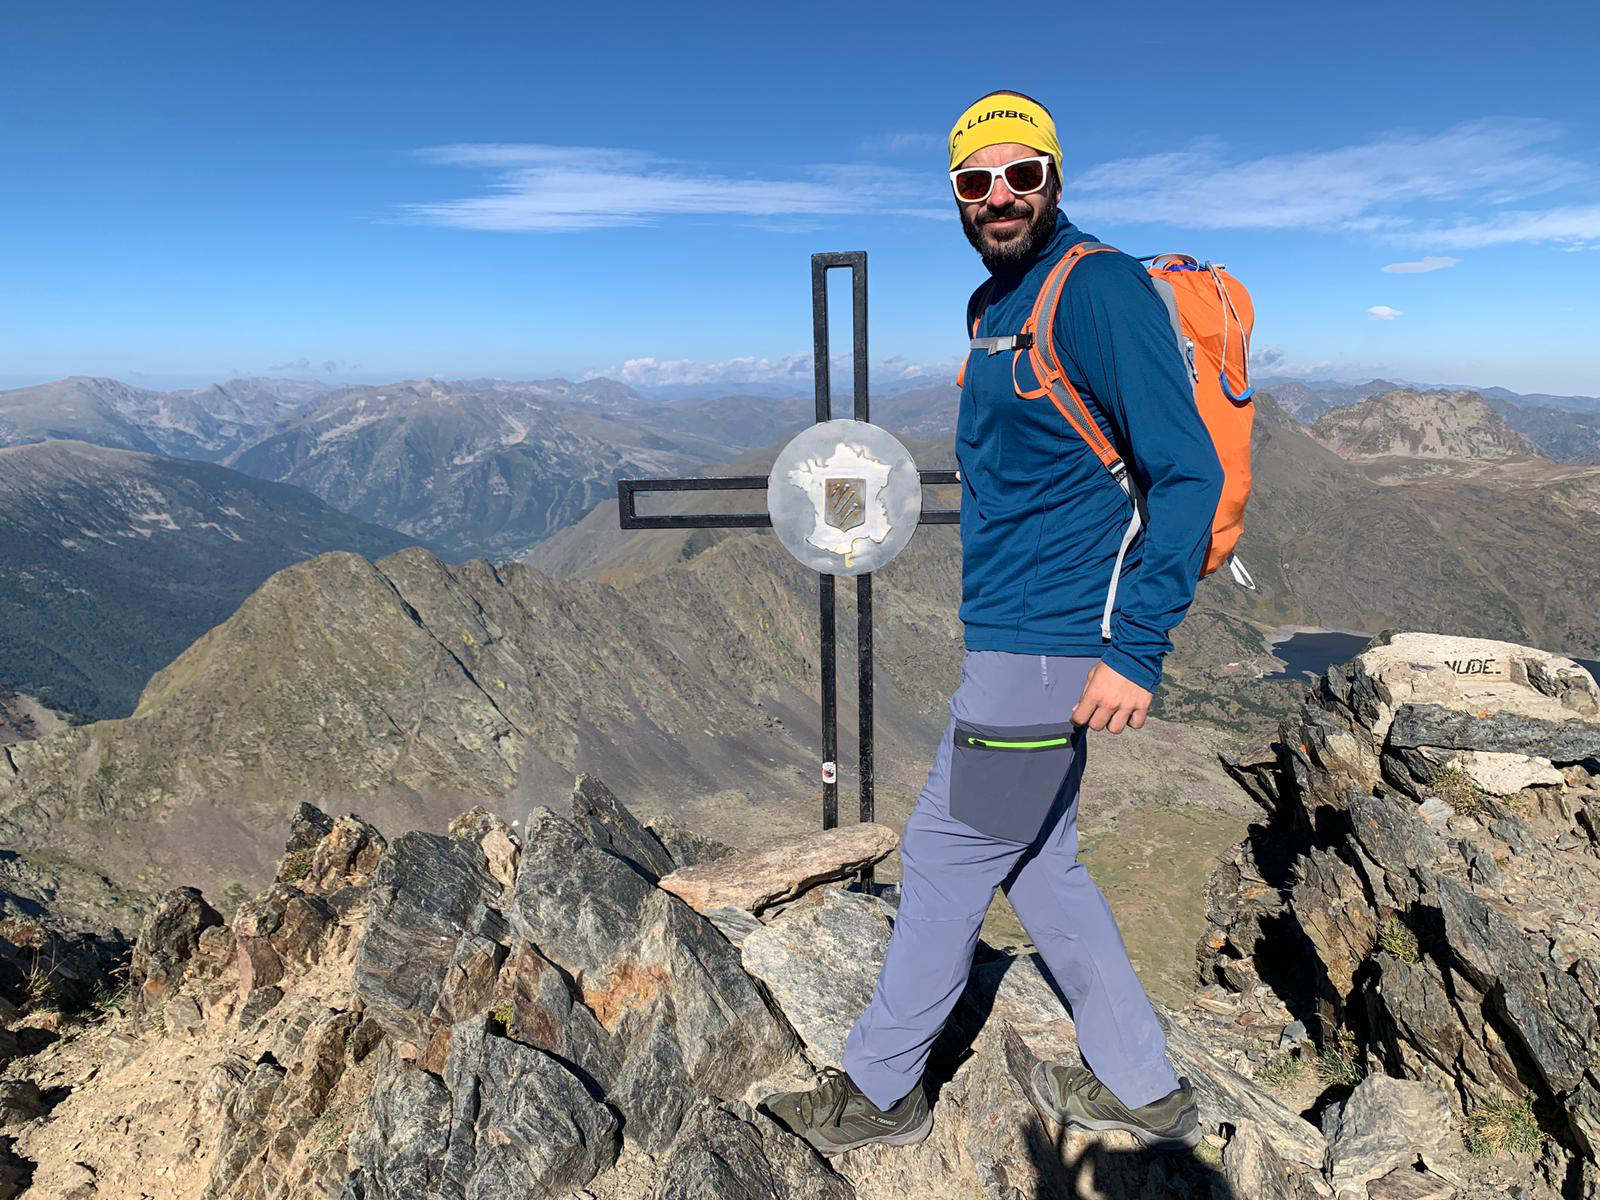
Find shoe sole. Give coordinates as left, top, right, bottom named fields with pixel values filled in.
left=813, top=1106, right=935, bottom=1157
left=1027, top=1062, right=1202, bottom=1152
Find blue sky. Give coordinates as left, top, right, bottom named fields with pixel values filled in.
left=4, top=0, right=1598, bottom=394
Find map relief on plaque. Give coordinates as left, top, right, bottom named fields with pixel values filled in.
left=785, top=442, right=894, bottom=560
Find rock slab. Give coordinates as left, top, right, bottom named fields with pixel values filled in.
left=1326, top=1074, right=1454, bottom=1197
left=740, top=889, right=893, bottom=1066
left=659, top=823, right=899, bottom=915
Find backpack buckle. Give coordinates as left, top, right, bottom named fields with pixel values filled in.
left=968, top=333, right=1034, bottom=356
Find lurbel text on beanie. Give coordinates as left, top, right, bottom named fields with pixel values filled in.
left=950, top=109, right=1041, bottom=145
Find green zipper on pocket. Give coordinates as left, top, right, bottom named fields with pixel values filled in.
left=959, top=734, right=1071, bottom=750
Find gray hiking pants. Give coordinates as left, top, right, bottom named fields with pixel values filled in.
left=841, top=650, right=1180, bottom=1112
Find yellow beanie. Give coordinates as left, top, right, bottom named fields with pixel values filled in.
left=948, top=93, right=1061, bottom=178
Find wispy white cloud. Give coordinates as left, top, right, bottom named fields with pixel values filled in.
left=857, top=130, right=946, bottom=157
left=1068, top=118, right=1594, bottom=248
left=610, top=354, right=813, bottom=387
left=1367, top=305, right=1403, bottom=321
left=1381, top=256, right=1460, bottom=273
left=591, top=353, right=955, bottom=389
left=403, top=120, right=1596, bottom=250
left=1405, top=203, right=1600, bottom=250
left=404, top=143, right=944, bottom=231
left=267, top=356, right=351, bottom=374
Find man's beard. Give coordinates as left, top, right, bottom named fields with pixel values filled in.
left=961, top=193, right=1059, bottom=273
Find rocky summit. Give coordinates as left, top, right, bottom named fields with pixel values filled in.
left=1205, top=632, right=1600, bottom=1199
left=0, top=633, right=1596, bottom=1200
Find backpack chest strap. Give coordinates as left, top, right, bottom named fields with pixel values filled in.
left=969, top=333, right=1034, bottom=355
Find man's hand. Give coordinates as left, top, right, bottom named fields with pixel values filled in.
left=1071, top=661, right=1152, bottom=734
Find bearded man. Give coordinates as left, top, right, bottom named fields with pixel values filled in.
left=765, top=90, right=1222, bottom=1155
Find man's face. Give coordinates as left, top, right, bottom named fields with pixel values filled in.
left=955, top=140, right=1059, bottom=271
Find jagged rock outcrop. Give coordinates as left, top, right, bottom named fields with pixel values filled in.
left=1204, top=632, right=1600, bottom=1199
left=646, top=1097, right=857, bottom=1200
left=571, top=775, right=681, bottom=884
left=0, top=771, right=1317, bottom=1199
left=129, top=886, right=223, bottom=1007
left=1324, top=1074, right=1455, bottom=1196
left=10, top=637, right=1598, bottom=1200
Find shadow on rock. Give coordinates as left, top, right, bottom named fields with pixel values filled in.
left=1025, top=1119, right=1233, bottom=1200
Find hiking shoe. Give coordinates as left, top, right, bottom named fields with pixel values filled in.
left=763, top=1067, right=933, bottom=1156
left=1028, top=1060, right=1201, bottom=1150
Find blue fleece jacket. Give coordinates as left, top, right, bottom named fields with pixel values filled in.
left=956, top=213, right=1224, bottom=692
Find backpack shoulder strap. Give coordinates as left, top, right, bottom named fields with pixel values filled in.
left=956, top=278, right=997, bottom=389
left=1026, top=241, right=1151, bottom=643
left=1023, top=241, right=1124, bottom=475
left=967, top=278, right=993, bottom=336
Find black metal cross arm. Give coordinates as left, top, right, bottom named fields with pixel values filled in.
left=616, top=471, right=961, bottom=531
left=616, top=476, right=772, bottom=530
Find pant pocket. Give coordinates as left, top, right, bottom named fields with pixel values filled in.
left=948, top=721, right=1078, bottom=844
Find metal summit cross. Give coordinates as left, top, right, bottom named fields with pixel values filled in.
left=616, top=252, right=957, bottom=863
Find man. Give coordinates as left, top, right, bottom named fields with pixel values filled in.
left=763, top=90, right=1224, bottom=1156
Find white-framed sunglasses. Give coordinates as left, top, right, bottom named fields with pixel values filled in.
left=949, top=154, right=1052, bottom=204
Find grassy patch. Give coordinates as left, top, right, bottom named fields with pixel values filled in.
left=1377, top=916, right=1421, bottom=964
left=1431, top=765, right=1490, bottom=819
left=1465, top=1096, right=1543, bottom=1158
left=1075, top=801, right=1254, bottom=1010
left=77, top=965, right=132, bottom=1019
left=1315, top=1027, right=1364, bottom=1087
left=1257, top=1051, right=1304, bottom=1090
left=279, top=849, right=313, bottom=883
left=1191, top=1137, right=1224, bottom=1167
left=20, top=952, right=62, bottom=1015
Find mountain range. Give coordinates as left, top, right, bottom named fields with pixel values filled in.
left=5, top=370, right=1598, bottom=737
left=3, top=360, right=1598, bottom=1198
left=664, top=377, right=1600, bottom=467
left=218, top=378, right=729, bottom=561
left=0, top=440, right=421, bottom=721
left=0, top=375, right=331, bottom=461
left=0, top=531, right=1245, bottom=917
left=1255, top=376, right=1600, bottom=463
left=1196, top=393, right=1600, bottom=668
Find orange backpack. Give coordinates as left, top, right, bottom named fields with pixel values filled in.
left=960, top=242, right=1258, bottom=637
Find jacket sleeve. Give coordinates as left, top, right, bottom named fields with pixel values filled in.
left=1053, top=251, right=1224, bottom=693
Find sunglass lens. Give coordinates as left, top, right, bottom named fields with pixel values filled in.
left=1003, top=159, right=1045, bottom=193
left=954, top=169, right=992, bottom=202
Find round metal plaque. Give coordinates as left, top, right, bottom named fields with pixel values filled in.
left=767, top=419, right=922, bottom=576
